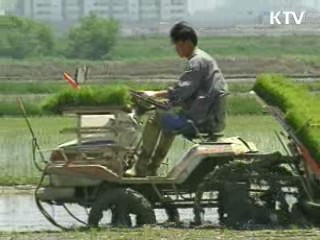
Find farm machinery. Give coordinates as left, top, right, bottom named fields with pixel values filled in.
left=22, top=90, right=320, bottom=229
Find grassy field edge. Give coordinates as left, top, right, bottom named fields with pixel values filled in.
left=1, top=227, right=320, bottom=240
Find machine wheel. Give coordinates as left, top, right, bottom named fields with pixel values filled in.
left=88, top=188, right=156, bottom=228
left=163, top=198, right=180, bottom=223
left=293, top=192, right=320, bottom=227
left=195, top=161, right=274, bottom=228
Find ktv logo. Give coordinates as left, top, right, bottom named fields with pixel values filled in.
left=270, top=11, right=306, bottom=25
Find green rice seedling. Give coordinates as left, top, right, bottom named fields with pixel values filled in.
left=0, top=101, right=42, bottom=116
left=42, top=85, right=131, bottom=114
left=87, top=81, right=257, bottom=93
left=0, top=78, right=316, bottom=96
left=42, top=85, right=264, bottom=115
left=0, top=94, right=264, bottom=116
left=228, top=82, right=255, bottom=93
left=254, top=74, right=320, bottom=161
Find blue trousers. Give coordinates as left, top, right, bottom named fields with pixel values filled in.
left=160, top=112, right=190, bottom=133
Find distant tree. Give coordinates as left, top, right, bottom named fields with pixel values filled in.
left=66, top=15, right=119, bottom=60
left=0, top=15, right=55, bottom=59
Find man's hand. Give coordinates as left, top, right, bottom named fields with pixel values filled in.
left=142, top=90, right=168, bottom=99
left=142, top=91, right=158, bottom=98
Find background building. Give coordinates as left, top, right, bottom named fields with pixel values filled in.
left=161, top=0, right=188, bottom=22
left=15, top=0, right=63, bottom=21
left=6, top=0, right=320, bottom=34
left=61, top=0, right=85, bottom=21
left=0, top=0, right=16, bottom=14
left=12, top=0, right=188, bottom=30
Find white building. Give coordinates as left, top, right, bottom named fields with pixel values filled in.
left=161, top=0, right=188, bottom=22
left=0, top=0, right=16, bottom=14
left=14, top=0, right=187, bottom=24
left=85, top=0, right=139, bottom=22
left=128, top=0, right=139, bottom=22
left=15, top=0, right=63, bottom=21
left=61, top=0, right=84, bottom=20
left=139, top=0, right=160, bottom=22
left=112, top=0, right=131, bottom=21
left=188, top=0, right=219, bottom=14
left=83, top=0, right=111, bottom=18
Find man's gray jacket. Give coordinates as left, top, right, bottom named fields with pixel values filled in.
left=168, top=48, right=229, bottom=132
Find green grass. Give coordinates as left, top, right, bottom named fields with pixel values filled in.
left=0, top=117, right=74, bottom=185
left=0, top=81, right=318, bottom=95
left=0, top=80, right=317, bottom=117
left=296, top=81, right=320, bottom=92
left=1, top=227, right=320, bottom=240
left=0, top=101, right=43, bottom=117
left=0, top=81, right=265, bottom=116
left=228, top=82, right=255, bottom=93
left=0, top=97, right=264, bottom=117
left=1, top=36, right=320, bottom=64
left=112, top=36, right=320, bottom=61
left=0, top=79, right=320, bottom=95
left=41, top=85, right=264, bottom=115
left=0, top=115, right=283, bottom=185
left=0, top=57, right=96, bottom=67
left=1, top=94, right=264, bottom=116
left=0, top=80, right=230, bottom=95
left=0, top=81, right=67, bottom=94
left=228, top=95, right=263, bottom=115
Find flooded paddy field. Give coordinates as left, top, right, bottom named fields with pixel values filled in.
left=0, top=191, right=318, bottom=240
left=0, top=115, right=285, bottom=185
left=0, top=192, right=209, bottom=232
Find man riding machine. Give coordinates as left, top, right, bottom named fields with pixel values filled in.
left=126, top=22, right=228, bottom=177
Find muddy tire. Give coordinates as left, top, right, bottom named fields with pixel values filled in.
left=218, top=183, right=270, bottom=229
left=163, top=200, right=180, bottom=223
left=195, top=161, right=275, bottom=228
left=88, top=188, right=156, bottom=228
left=294, top=200, right=320, bottom=226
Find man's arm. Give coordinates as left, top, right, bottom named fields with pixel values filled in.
left=168, top=59, right=202, bottom=104
left=143, top=59, right=202, bottom=100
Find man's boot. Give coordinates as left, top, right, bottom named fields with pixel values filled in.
left=125, top=114, right=161, bottom=177
left=125, top=154, right=149, bottom=177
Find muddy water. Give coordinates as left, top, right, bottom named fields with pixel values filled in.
left=0, top=193, right=88, bottom=231
left=0, top=193, right=218, bottom=232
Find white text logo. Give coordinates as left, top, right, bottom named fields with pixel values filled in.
left=270, top=11, right=306, bottom=25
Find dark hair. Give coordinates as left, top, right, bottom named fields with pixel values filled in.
left=170, top=21, right=198, bottom=46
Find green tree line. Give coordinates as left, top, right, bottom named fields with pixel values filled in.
left=0, top=15, right=119, bottom=60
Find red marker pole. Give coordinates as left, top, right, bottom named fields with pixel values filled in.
left=64, top=72, right=80, bottom=90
